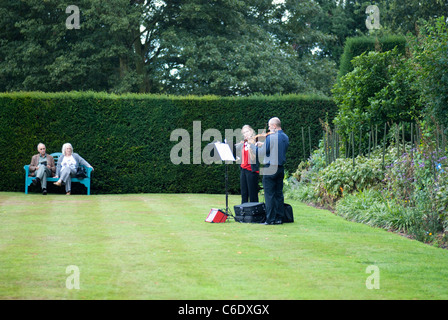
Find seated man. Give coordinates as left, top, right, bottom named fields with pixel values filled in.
left=29, top=143, right=56, bottom=195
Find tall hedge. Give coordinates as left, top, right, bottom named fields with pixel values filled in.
left=0, top=92, right=336, bottom=194
left=338, top=35, right=407, bottom=78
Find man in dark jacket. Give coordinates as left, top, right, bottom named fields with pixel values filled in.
left=29, top=143, right=56, bottom=195
left=255, top=117, right=289, bottom=224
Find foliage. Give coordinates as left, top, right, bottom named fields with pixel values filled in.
left=305, top=0, right=446, bottom=68
left=287, top=119, right=448, bottom=246
left=284, top=17, right=448, bottom=248
left=0, top=0, right=338, bottom=96
left=360, top=0, right=448, bottom=35
left=408, top=17, right=448, bottom=128
left=1, top=1, right=446, bottom=96
left=333, top=48, right=422, bottom=141
left=337, top=35, right=407, bottom=78
left=316, top=155, right=385, bottom=207
left=308, top=0, right=367, bottom=65
left=0, top=0, right=144, bottom=92
left=381, top=121, right=448, bottom=237
left=335, top=188, right=420, bottom=232
left=161, top=31, right=317, bottom=96
left=292, top=139, right=326, bottom=183
left=289, top=142, right=325, bottom=204
left=292, top=141, right=395, bottom=207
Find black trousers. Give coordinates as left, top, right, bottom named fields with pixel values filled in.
left=262, top=165, right=285, bottom=224
left=240, top=168, right=259, bottom=203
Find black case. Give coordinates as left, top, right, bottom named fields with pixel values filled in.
left=233, top=202, right=266, bottom=223
left=283, top=203, right=294, bottom=223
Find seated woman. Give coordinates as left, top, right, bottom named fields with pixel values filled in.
left=54, top=143, right=94, bottom=195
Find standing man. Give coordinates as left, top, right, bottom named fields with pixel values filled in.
left=29, top=143, right=56, bottom=195
left=255, top=117, right=289, bottom=224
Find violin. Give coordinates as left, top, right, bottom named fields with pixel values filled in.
left=246, top=131, right=274, bottom=145
left=253, top=131, right=274, bottom=141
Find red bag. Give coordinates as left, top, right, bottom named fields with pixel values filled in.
left=205, top=208, right=228, bottom=223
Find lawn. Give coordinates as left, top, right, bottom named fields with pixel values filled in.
left=1, top=192, right=447, bottom=300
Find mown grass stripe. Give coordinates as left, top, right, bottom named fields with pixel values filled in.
left=0, top=193, right=57, bottom=299
left=1, top=192, right=448, bottom=299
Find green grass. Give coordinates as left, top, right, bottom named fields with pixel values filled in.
left=1, top=192, right=448, bottom=300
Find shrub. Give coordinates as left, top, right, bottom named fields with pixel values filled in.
left=315, top=155, right=385, bottom=207
left=288, top=128, right=448, bottom=246
left=333, top=48, right=423, bottom=142
left=409, top=17, right=448, bottom=128
left=382, top=124, right=448, bottom=235
left=336, top=189, right=425, bottom=233
left=338, top=35, right=407, bottom=78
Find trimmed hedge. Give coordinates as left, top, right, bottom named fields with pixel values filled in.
left=338, top=35, right=407, bottom=78
left=1, top=92, right=336, bottom=194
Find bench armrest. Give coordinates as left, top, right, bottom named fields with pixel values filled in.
left=81, top=165, right=94, bottom=178
left=24, top=165, right=30, bottom=176
left=87, top=166, right=93, bottom=178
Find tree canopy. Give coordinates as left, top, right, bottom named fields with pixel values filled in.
left=0, top=0, right=446, bottom=96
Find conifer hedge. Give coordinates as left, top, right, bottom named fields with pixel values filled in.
left=0, top=92, right=336, bottom=194
left=338, top=35, right=407, bottom=78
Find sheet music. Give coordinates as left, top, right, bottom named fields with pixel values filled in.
left=214, top=142, right=235, bottom=161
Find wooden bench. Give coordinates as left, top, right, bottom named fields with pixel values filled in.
left=24, top=152, right=93, bottom=195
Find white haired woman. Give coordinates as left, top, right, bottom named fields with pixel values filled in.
left=235, top=125, right=259, bottom=203
left=54, top=143, right=94, bottom=195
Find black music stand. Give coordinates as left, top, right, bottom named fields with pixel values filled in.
left=213, top=141, right=236, bottom=217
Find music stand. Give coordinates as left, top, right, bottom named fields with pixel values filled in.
left=213, top=141, right=235, bottom=217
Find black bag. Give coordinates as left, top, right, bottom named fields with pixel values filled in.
left=283, top=203, right=294, bottom=223
left=76, top=165, right=87, bottom=179
left=234, top=202, right=266, bottom=223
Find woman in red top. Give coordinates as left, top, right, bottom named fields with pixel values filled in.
left=237, top=125, right=260, bottom=203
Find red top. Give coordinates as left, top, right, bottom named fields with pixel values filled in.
left=241, top=142, right=258, bottom=173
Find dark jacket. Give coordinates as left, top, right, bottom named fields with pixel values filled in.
left=29, top=154, right=56, bottom=177
left=256, top=130, right=289, bottom=167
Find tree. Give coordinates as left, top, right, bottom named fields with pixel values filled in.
left=0, top=0, right=142, bottom=92
left=0, top=0, right=338, bottom=95
left=309, top=0, right=366, bottom=64
left=409, top=17, right=448, bottom=127
left=155, top=0, right=336, bottom=96
left=332, top=48, right=422, bottom=139
left=356, top=0, right=448, bottom=35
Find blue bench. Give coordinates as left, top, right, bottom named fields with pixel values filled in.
left=24, top=152, right=93, bottom=195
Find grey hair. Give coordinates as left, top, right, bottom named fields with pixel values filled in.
left=62, top=143, right=73, bottom=155
left=269, top=117, right=281, bottom=128
left=37, top=142, right=45, bottom=150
